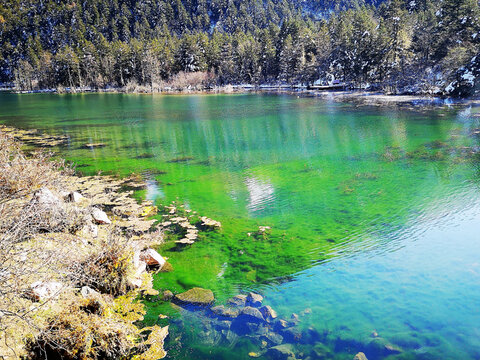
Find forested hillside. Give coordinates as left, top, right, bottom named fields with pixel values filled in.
left=0, top=0, right=479, bottom=96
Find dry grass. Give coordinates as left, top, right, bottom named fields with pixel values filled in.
left=0, top=132, right=77, bottom=358
left=124, top=71, right=214, bottom=93
left=71, top=230, right=133, bottom=296
left=26, top=294, right=141, bottom=360
left=168, top=71, right=213, bottom=90
left=0, top=131, right=167, bottom=359
left=0, top=133, right=69, bottom=201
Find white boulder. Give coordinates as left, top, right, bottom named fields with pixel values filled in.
left=32, top=187, right=62, bottom=207
left=140, top=248, right=166, bottom=268
left=80, top=286, right=99, bottom=298
left=91, top=207, right=111, bottom=224
left=65, top=191, right=85, bottom=203
left=29, top=281, right=63, bottom=301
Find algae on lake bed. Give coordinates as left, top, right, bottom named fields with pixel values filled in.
left=1, top=93, right=480, bottom=359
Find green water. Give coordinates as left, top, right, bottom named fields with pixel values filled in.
left=1, top=93, right=480, bottom=359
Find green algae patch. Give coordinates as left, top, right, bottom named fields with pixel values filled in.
left=3, top=93, right=480, bottom=359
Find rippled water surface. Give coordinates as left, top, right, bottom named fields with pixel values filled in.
left=1, top=93, right=480, bottom=359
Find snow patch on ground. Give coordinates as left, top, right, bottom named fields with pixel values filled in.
left=445, top=82, right=455, bottom=93
left=462, top=71, right=475, bottom=85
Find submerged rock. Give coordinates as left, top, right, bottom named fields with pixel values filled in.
left=240, top=306, right=265, bottom=323
left=217, top=320, right=232, bottom=330
left=260, top=305, right=278, bottom=321
left=302, top=327, right=321, bottom=344
left=366, top=338, right=402, bottom=357
left=354, top=352, right=368, bottom=360
left=274, top=319, right=289, bottom=331
left=247, top=292, right=264, bottom=307
left=163, top=290, right=174, bottom=301
left=262, top=331, right=284, bottom=346
left=211, top=305, right=240, bottom=318
left=310, top=343, right=332, bottom=358
left=228, top=294, right=247, bottom=307
left=174, top=287, right=215, bottom=306
left=266, top=344, right=296, bottom=360
left=281, top=327, right=302, bottom=343
left=244, top=322, right=261, bottom=333
left=221, top=329, right=238, bottom=344
left=167, top=156, right=195, bottom=163
left=198, top=328, right=222, bottom=346
left=91, top=207, right=111, bottom=224
left=389, top=332, right=422, bottom=349
left=211, top=305, right=226, bottom=315
left=384, top=343, right=402, bottom=354
left=256, top=324, right=269, bottom=336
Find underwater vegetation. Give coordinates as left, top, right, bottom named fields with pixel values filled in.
left=1, top=93, right=480, bottom=359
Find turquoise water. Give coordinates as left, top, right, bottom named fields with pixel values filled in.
left=1, top=93, right=480, bottom=359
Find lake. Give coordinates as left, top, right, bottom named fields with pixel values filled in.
left=1, top=92, right=480, bottom=359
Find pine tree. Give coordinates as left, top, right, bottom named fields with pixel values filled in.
left=278, top=34, right=294, bottom=82
left=435, top=0, right=480, bottom=55
left=351, top=7, right=377, bottom=85
left=412, top=0, right=437, bottom=66
left=331, top=11, right=354, bottom=82
left=258, top=26, right=278, bottom=83
left=217, top=37, right=236, bottom=83
left=55, top=46, right=81, bottom=88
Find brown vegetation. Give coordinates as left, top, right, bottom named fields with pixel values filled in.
left=124, top=71, right=214, bottom=93
left=0, top=131, right=168, bottom=359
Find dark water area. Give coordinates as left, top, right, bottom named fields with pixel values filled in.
left=1, top=93, right=480, bottom=359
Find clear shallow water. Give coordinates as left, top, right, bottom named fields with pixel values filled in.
left=1, top=93, right=480, bottom=359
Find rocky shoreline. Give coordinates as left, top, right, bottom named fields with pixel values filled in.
left=0, top=124, right=234, bottom=359
left=0, top=127, right=171, bottom=359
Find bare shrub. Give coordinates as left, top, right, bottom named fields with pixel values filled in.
left=0, top=132, right=76, bottom=357
left=124, top=80, right=139, bottom=93
left=168, top=71, right=213, bottom=90
left=0, top=133, right=70, bottom=201
left=26, top=295, right=141, bottom=360
left=0, top=131, right=168, bottom=359
left=70, top=230, right=133, bottom=296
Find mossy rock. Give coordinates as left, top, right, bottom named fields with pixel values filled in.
left=266, top=344, right=296, bottom=360
left=311, top=343, right=332, bottom=359
left=174, top=287, right=215, bottom=306
left=159, top=261, right=174, bottom=272
left=366, top=337, right=402, bottom=358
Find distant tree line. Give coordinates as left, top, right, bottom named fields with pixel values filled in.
left=0, top=0, right=479, bottom=95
